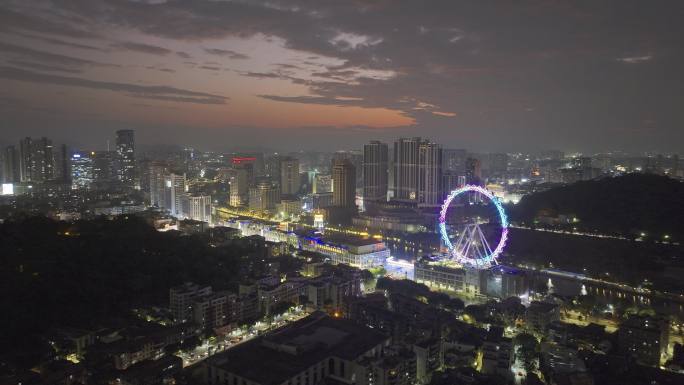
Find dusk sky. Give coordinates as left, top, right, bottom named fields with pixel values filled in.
left=1, top=0, right=683, bottom=153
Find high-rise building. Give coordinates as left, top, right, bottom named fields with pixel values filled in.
left=280, top=157, right=300, bottom=196
left=157, top=172, right=187, bottom=216
left=70, top=152, right=93, bottom=190
left=229, top=165, right=250, bottom=206
left=19, top=137, right=54, bottom=182
left=249, top=180, right=280, bottom=211
left=148, top=161, right=168, bottom=207
left=486, top=153, right=508, bottom=177
left=54, top=144, right=70, bottom=183
left=363, top=141, right=388, bottom=203
left=182, top=195, right=212, bottom=224
left=442, top=172, right=460, bottom=196
left=393, top=137, right=443, bottom=205
left=443, top=149, right=467, bottom=174
left=313, top=174, right=332, bottom=194
left=92, top=151, right=115, bottom=186
left=115, top=129, right=136, bottom=186
left=332, top=159, right=356, bottom=208
left=265, top=154, right=281, bottom=180
left=418, top=141, right=442, bottom=207
left=618, top=315, right=669, bottom=366
left=2, top=145, right=19, bottom=183
left=465, top=157, right=482, bottom=185
left=19, top=137, right=32, bottom=183
left=169, top=282, right=212, bottom=324
left=393, top=137, right=421, bottom=201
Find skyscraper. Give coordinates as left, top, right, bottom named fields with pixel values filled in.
left=363, top=141, right=388, bottom=203
left=280, top=157, right=300, bottom=196
left=418, top=141, right=442, bottom=207
left=443, top=149, right=467, bottom=174
left=55, top=144, right=71, bottom=183
left=148, top=161, right=168, bottom=207
left=19, top=137, right=32, bottom=182
left=115, top=129, right=136, bottom=186
left=229, top=165, right=250, bottom=206
left=19, top=137, right=54, bottom=183
left=393, top=137, right=421, bottom=201
left=70, top=152, right=93, bottom=190
left=92, top=151, right=115, bottom=187
left=2, top=146, right=19, bottom=183
left=332, top=159, right=356, bottom=208
left=164, top=173, right=187, bottom=217
left=465, top=157, right=482, bottom=185
left=249, top=180, right=280, bottom=211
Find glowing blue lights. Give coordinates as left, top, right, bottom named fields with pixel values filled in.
left=439, top=185, right=509, bottom=266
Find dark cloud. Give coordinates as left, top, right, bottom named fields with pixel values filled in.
left=7, top=60, right=82, bottom=74
left=111, top=41, right=172, bottom=55
left=1, top=0, right=684, bottom=151
left=0, top=66, right=228, bottom=105
left=0, top=5, right=96, bottom=38
left=241, top=71, right=287, bottom=79
left=198, top=65, right=221, bottom=71
left=176, top=51, right=191, bottom=59
left=204, top=48, right=249, bottom=60
left=10, top=31, right=102, bottom=51
left=0, top=41, right=114, bottom=68
left=258, top=94, right=363, bottom=106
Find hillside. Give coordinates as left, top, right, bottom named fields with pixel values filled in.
left=509, top=174, right=684, bottom=242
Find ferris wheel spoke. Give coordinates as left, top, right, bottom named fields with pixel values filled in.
left=439, top=185, right=508, bottom=268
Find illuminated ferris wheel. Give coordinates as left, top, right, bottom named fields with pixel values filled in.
left=439, top=185, right=509, bottom=268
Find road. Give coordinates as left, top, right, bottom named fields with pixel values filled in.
left=177, top=308, right=310, bottom=367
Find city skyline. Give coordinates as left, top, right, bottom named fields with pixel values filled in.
left=1, top=1, right=683, bottom=153
left=2, top=3, right=684, bottom=385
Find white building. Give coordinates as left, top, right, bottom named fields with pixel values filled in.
left=182, top=194, right=212, bottom=225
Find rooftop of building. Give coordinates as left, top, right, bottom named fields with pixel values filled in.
left=206, top=313, right=388, bottom=385
left=527, top=301, right=560, bottom=313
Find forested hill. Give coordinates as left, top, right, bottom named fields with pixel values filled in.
left=509, top=174, right=684, bottom=242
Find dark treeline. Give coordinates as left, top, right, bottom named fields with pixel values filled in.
left=509, top=173, right=684, bottom=242
left=503, top=227, right=683, bottom=291
left=0, top=216, right=245, bottom=366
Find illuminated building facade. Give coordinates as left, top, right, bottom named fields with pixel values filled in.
left=164, top=173, right=187, bottom=217
left=19, top=137, right=54, bottom=182
left=182, top=194, right=212, bottom=224
left=302, top=236, right=389, bottom=269
left=115, top=129, right=136, bottom=186
left=414, top=261, right=465, bottom=292
left=71, top=152, right=93, bottom=190
left=229, top=165, right=250, bottom=206
left=249, top=180, right=280, bottom=212
left=332, top=159, right=356, bottom=208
